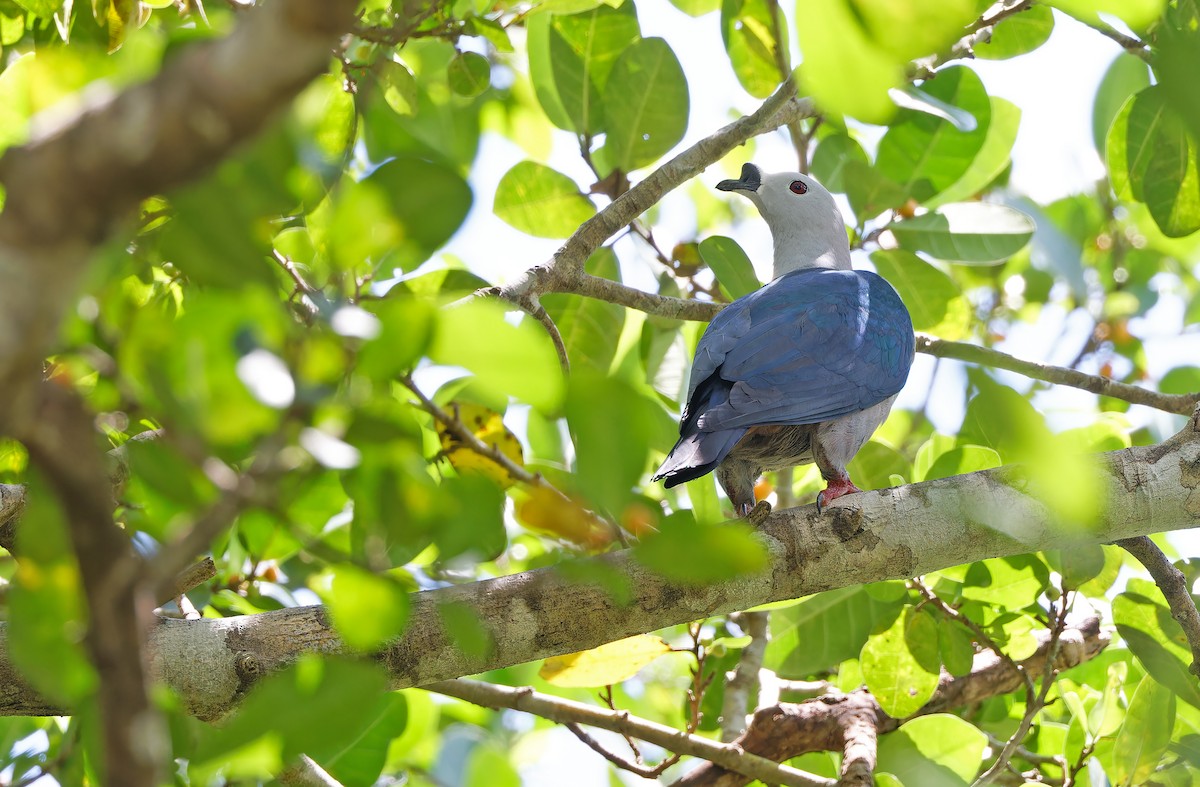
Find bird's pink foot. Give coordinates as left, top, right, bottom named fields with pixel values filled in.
left=816, top=478, right=862, bottom=514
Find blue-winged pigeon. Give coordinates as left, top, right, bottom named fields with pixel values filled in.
left=653, top=163, right=915, bottom=516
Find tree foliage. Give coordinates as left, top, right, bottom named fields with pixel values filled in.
left=0, top=0, right=1198, bottom=785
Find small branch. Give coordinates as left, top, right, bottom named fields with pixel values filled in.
left=401, top=375, right=625, bottom=547
left=916, top=334, right=1200, bottom=416
left=1078, top=17, right=1152, bottom=62
left=721, top=611, right=770, bottom=742
left=426, top=678, right=836, bottom=787
left=159, top=556, right=217, bottom=605
left=564, top=721, right=676, bottom=779
left=277, top=754, right=344, bottom=787
left=518, top=294, right=570, bottom=374
left=970, top=594, right=1071, bottom=786
left=1115, top=536, right=1200, bottom=677
left=837, top=706, right=879, bottom=787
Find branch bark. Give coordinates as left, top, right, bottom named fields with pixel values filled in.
left=675, top=617, right=1110, bottom=787
left=0, top=409, right=1195, bottom=721
left=1115, top=535, right=1200, bottom=677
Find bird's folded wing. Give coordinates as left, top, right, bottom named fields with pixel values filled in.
left=686, top=269, right=913, bottom=432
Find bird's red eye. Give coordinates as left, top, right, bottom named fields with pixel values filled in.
left=790, top=180, right=808, bottom=195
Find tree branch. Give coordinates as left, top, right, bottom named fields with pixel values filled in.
left=721, top=611, right=770, bottom=742
left=1115, top=535, right=1200, bottom=677
left=427, top=678, right=835, bottom=787
left=676, top=617, right=1110, bottom=787
left=0, top=411, right=1192, bottom=721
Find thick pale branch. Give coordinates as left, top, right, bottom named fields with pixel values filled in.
left=1115, top=535, right=1200, bottom=676
left=720, top=611, right=770, bottom=742
left=427, top=678, right=834, bottom=787
left=0, top=411, right=1193, bottom=720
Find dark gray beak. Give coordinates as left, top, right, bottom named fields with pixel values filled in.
left=717, top=162, right=761, bottom=193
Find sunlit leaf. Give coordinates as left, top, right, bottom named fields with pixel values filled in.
left=539, top=634, right=672, bottom=687
left=765, top=585, right=903, bottom=678
left=1091, top=53, right=1151, bottom=154
left=721, top=0, right=785, bottom=98
left=494, top=160, right=596, bottom=238
left=1113, top=578, right=1200, bottom=709
left=888, top=203, right=1036, bottom=264
left=311, top=565, right=410, bottom=651
left=448, top=51, right=491, bottom=97
left=1112, top=676, right=1175, bottom=785
left=975, top=4, right=1054, bottom=60
left=699, top=235, right=762, bottom=299
left=1042, top=0, right=1164, bottom=32
left=602, top=37, right=689, bottom=171
left=927, top=98, right=1021, bottom=208
left=634, top=510, right=769, bottom=585
left=869, top=250, right=960, bottom=331
left=861, top=606, right=941, bottom=717
left=876, top=714, right=988, bottom=786
left=960, top=555, right=1049, bottom=610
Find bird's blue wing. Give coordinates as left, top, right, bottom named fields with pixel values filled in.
left=682, top=268, right=914, bottom=433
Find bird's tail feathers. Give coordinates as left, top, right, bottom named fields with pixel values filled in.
left=652, top=428, right=747, bottom=488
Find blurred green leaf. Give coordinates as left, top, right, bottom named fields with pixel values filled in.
left=960, top=555, right=1049, bottom=610
left=377, top=60, right=418, bottom=116
left=923, top=445, right=1002, bottom=482
left=634, top=510, right=769, bottom=585
left=312, top=564, right=410, bottom=651
left=1114, top=578, right=1200, bottom=709
left=766, top=585, right=903, bottom=678
left=975, top=4, right=1054, bottom=59
left=796, top=0, right=900, bottom=123
left=698, top=235, right=762, bottom=298
left=448, top=52, right=491, bottom=97
left=320, top=693, right=408, bottom=787
left=1112, top=676, right=1175, bottom=786
left=1091, top=54, right=1151, bottom=154
left=464, top=744, right=520, bottom=787
left=869, top=250, right=960, bottom=332
left=811, top=134, right=907, bottom=221
left=566, top=371, right=656, bottom=513
left=861, top=606, right=941, bottom=717
left=602, top=37, right=689, bottom=171
left=888, top=203, right=1035, bottom=264
left=720, top=0, right=785, bottom=98
left=876, top=66, right=992, bottom=204
left=1162, top=366, right=1200, bottom=395
left=543, top=248, right=626, bottom=372
left=927, top=98, right=1021, bottom=208
left=876, top=714, right=988, bottom=786
left=440, top=601, right=494, bottom=660
left=493, top=160, right=596, bottom=238
left=1046, top=544, right=1107, bottom=591
left=1108, top=86, right=1200, bottom=238
left=357, top=296, right=437, bottom=381
left=846, top=440, right=911, bottom=491
left=1042, top=0, right=1164, bottom=31
left=430, top=298, right=566, bottom=411
left=669, top=0, right=719, bottom=14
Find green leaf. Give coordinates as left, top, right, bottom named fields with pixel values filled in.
left=1108, top=86, right=1200, bottom=238
left=939, top=618, right=975, bottom=677
left=1045, top=544, right=1107, bottom=590
left=876, top=66, right=992, bottom=204
left=765, top=585, right=904, bottom=677
left=887, top=202, right=1036, bottom=264
left=698, top=235, right=762, bottom=298
left=876, top=714, right=988, bottom=787
left=861, top=606, right=941, bottom=717
left=795, top=0, right=901, bottom=124
left=634, top=510, right=769, bottom=585
left=1113, top=677, right=1175, bottom=786
left=527, top=3, right=640, bottom=133
left=14, top=0, right=57, bottom=17
left=927, top=98, right=1021, bottom=208
left=1091, top=54, right=1151, bottom=154
left=960, top=555, right=1050, bottom=610
left=464, top=744, right=520, bottom=787
left=357, top=296, right=437, bottom=382
left=378, top=60, right=418, bottom=115
left=542, top=248, right=626, bottom=372
left=312, top=565, right=410, bottom=651
left=848, top=0, right=981, bottom=64
left=923, top=445, right=1002, bottom=482
left=869, top=250, right=960, bottom=331
left=1042, top=0, right=1165, bottom=32
left=566, top=371, right=656, bottom=513
left=447, top=51, right=491, bottom=97
left=319, top=693, right=408, bottom=786
left=192, top=658, right=390, bottom=780
left=669, top=0, right=719, bottom=14
left=493, top=160, right=596, bottom=238
left=1114, top=578, right=1200, bottom=709
left=811, top=134, right=907, bottom=221
left=974, top=4, right=1054, bottom=59
left=539, top=634, right=672, bottom=687
left=846, top=440, right=911, bottom=491
left=430, top=299, right=566, bottom=412
left=1162, top=366, right=1200, bottom=395
left=602, top=37, right=689, bottom=171
left=720, top=0, right=786, bottom=98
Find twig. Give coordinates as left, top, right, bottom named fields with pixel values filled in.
left=1115, top=536, right=1200, bottom=677
left=277, top=754, right=344, bottom=787
left=400, top=375, right=626, bottom=547
left=564, top=722, right=678, bottom=778
left=721, top=611, right=770, bottom=742
left=1078, top=17, right=1151, bottom=62
left=158, top=556, right=217, bottom=605
left=426, top=678, right=836, bottom=787
left=970, top=594, right=1071, bottom=786
left=915, top=334, right=1200, bottom=416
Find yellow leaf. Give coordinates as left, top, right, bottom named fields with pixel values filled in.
left=539, top=635, right=672, bottom=687
left=515, top=485, right=612, bottom=549
left=436, top=402, right=524, bottom=489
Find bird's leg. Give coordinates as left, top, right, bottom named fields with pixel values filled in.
left=815, top=474, right=863, bottom=514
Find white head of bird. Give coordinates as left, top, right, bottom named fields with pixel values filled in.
left=717, top=163, right=851, bottom=279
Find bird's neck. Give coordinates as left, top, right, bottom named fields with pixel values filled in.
left=770, top=216, right=852, bottom=278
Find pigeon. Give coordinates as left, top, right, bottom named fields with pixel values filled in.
left=653, top=163, right=914, bottom=517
